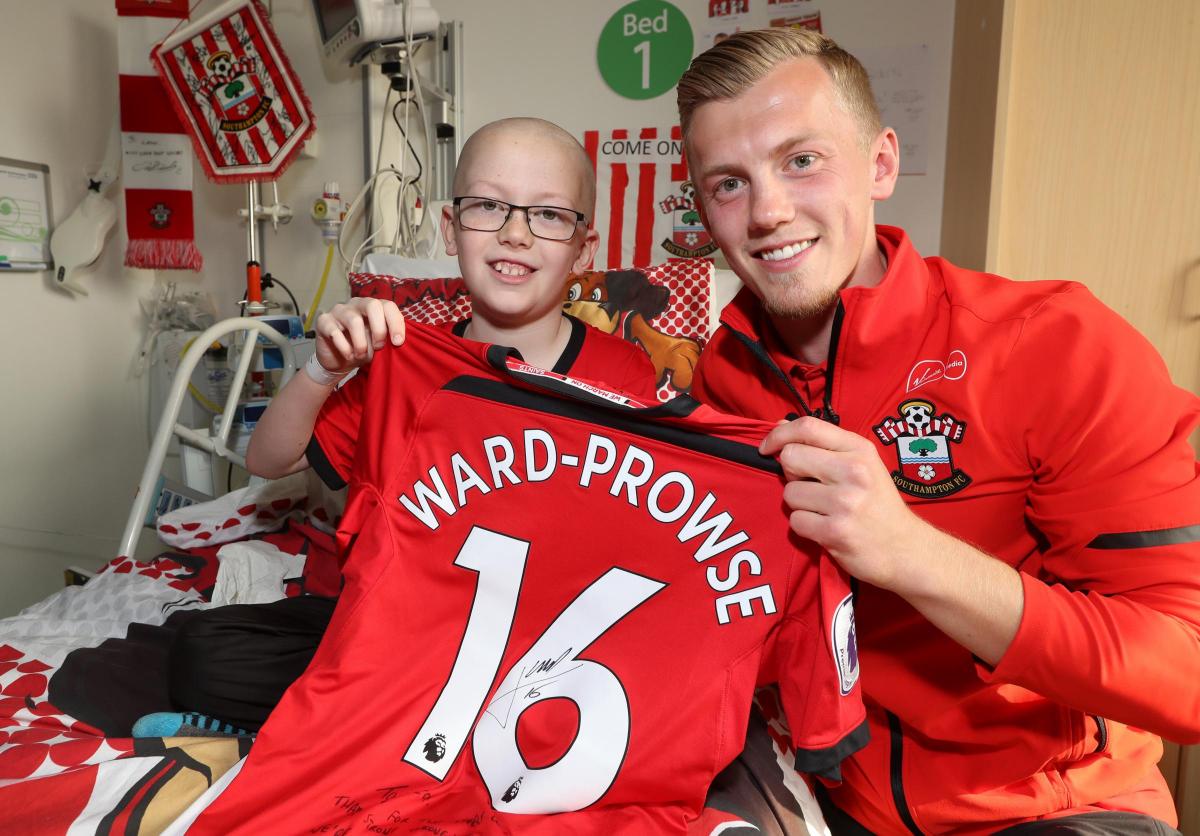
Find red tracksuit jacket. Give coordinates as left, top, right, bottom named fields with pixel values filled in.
left=691, top=225, right=1200, bottom=834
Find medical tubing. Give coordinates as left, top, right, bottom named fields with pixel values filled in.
left=344, top=167, right=408, bottom=270
left=265, top=275, right=300, bottom=316
left=338, top=84, right=396, bottom=267
left=305, top=243, right=335, bottom=331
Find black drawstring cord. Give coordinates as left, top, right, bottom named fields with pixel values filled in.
left=818, top=300, right=845, bottom=425
left=729, top=329, right=816, bottom=419
left=726, top=298, right=845, bottom=426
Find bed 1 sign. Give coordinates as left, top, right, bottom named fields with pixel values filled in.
left=597, top=0, right=694, bottom=100
left=624, top=9, right=669, bottom=34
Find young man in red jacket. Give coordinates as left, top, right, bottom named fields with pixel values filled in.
left=678, top=28, right=1200, bottom=835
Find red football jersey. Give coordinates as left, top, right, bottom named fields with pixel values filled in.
left=191, top=322, right=866, bottom=834
left=450, top=314, right=662, bottom=403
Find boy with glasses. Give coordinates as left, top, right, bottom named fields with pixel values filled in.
left=144, top=118, right=658, bottom=739
left=254, top=115, right=659, bottom=467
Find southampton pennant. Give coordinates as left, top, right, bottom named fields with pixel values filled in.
left=583, top=126, right=718, bottom=269
left=151, top=0, right=314, bottom=183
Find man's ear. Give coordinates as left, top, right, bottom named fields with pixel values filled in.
left=440, top=204, right=458, bottom=256
left=870, top=127, right=900, bottom=201
left=572, top=226, right=600, bottom=273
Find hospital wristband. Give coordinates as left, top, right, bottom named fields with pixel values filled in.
left=304, top=352, right=348, bottom=387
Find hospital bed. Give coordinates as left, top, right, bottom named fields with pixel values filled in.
left=0, top=260, right=825, bottom=834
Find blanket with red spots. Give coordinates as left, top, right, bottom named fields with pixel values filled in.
left=0, top=485, right=341, bottom=833
left=0, top=552, right=241, bottom=833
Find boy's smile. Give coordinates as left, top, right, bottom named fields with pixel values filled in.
left=490, top=258, right=534, bottom=279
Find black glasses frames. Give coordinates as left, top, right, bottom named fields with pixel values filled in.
left=452, top=196, right=587, bottom=242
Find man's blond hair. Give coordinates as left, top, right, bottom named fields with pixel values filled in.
left=677, top=28, right=882, bottom=146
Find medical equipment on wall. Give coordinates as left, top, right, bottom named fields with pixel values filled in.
left=312, top=0, right=439, bottom=66
left=144, top=294, right=314, bottom=496
left=238, top=181, right=294, bottom=316
left=124, top=317, right=300, bottom=550
left=311, top=181, right=345, bottom=242
left=338, top=17, right=462, bottom=272
left=307, top=183, right=343, bottom=329
left=49, top=123, right=120, bottom=296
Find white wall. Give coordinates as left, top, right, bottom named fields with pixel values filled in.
left=430, top=0, right=954, bottom=255
left=0, top=0, right=366, bottom=615
left=0, top=0, right=952, bottom=615
left=1, top=0, right=157, bottom=614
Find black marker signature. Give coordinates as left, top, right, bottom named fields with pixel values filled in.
left=522, top=647, right=573, bottom=679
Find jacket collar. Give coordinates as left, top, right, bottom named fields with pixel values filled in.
left=716, top=225, right=944, bottom=430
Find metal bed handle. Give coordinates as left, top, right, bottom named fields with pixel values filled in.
left=117, top=317, right=297, bottom=559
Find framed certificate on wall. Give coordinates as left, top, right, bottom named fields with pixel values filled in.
left=0, top=157, right=52, bottom=271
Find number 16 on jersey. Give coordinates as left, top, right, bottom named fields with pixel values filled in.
left=403, top=527, right=667, bottom=813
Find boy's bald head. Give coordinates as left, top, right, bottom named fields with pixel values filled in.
left=453, top=117, right=596, bottom=219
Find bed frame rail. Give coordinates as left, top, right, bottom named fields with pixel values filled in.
left=118, top=317, right=297, bottom=559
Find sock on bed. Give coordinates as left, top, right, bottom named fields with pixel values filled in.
left=132, top=711, right=250, bottom=738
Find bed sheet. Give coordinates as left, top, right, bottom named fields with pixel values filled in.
left=0, top=549, right=247, bottom=833
left=0, top=470, right=339, bottom=834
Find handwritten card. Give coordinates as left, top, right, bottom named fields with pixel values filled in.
left=121, top=133, right=193, bottom=191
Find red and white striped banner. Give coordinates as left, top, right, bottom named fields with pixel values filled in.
left=151, top=0, right=314, bottom=183
left=582, top=126, right=718, bottom=270
left=117, top=0, right=202, bottom=270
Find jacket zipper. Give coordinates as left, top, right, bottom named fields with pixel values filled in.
left=726, top=299, right=925, bottom=833
left=726, top=298, right=846, bottom=425
left=888, top=711, right=923, bottom=834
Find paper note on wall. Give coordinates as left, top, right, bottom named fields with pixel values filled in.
left=856, top=44, right=933, bottom=176
left=583, top=126, right=718, bottom=269
left=702, top=0, right=752, bottom=48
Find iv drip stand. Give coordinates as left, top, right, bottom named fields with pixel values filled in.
left=243, top=181, right=267, bottom=316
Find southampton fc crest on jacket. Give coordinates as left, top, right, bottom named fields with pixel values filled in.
left=873, top=399, right=971, bottom=498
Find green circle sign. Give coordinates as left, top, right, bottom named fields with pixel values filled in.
left=597, top=0, right=694, bottom=100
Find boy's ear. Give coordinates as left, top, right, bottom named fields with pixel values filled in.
left=440, top=204, right=458, bottom=256
left=572, top=226, right=600, bottom=273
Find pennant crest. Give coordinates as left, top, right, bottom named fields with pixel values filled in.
left=151, top=0, right=314, bottom=183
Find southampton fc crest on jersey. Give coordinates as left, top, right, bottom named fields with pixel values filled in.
left=873, top=399, right=971, bottom=498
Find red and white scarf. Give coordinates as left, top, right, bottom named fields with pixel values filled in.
left=116, top=0, right=203, bottom=270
